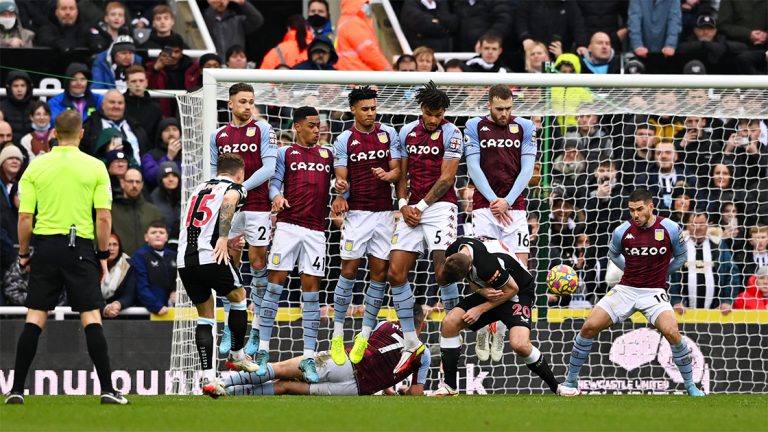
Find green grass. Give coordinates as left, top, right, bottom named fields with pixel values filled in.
left=0, top=395, right=764, bottom=432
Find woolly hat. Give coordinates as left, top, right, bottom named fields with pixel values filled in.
left=157, top=161, right=180, bottom=184
left=0, top=145, right=23, bottom=166
left=111, top=34, right=136, bottom=56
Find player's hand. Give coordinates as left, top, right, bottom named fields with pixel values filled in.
left=104, top=301, right=122, bottom=318
left=673, top=303, right=686, bottom=315
left=272, top=195, right=290, bottom=213
left=371, top=167, right=391, bottom=182
left=462, top=306, right=484, bottom=325
left=719, top=302, right=732, bottom=315
left=490, top=198, right=512, bottom=226
left=478, top=288, right=503, bottom=301
left=227, top=233, right=245, bottom=253
left=335, top=179, right=349, bottom=194
left=213, top=237, right=231, bottom=265
left=401, top=205, right=421, bottom=227
left=332, top=196, right=349, bottom=215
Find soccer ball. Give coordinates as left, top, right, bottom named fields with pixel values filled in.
left=546, top=264, right=579, bottom=295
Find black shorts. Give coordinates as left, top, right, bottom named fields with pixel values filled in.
left=456, top=292, right=534, bottom=331
left=26, top=235, right=104, bottom=312
left=178, top=262, right=242, bottom=305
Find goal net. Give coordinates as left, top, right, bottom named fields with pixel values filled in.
left=171, top=70, right=768, bottom=395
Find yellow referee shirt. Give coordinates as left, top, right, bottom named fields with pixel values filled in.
left=18, top=146, right=112, bottom=240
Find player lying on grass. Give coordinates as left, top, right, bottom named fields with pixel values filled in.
left=204, top=304, right=430, bottom=397
left=561, top=189, right=705, bottom=397
left=436, top=236, right=571, bottom=396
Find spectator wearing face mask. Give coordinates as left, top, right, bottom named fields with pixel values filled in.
left=0, top=0, right=34, bottom=48
left=48, top=62, right=103, bottom=126
left=306, top=0, right=335, bottom=41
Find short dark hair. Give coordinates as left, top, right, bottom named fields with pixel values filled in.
left=687, top=209, right=709, bottom=223
left=27, top=100, right=51, bottom=117
left=443, top=59, right=465, bottom=71
left=229, top=82, right=254, bottom=98
left=308, top=0, right=329, bottom=11
left=152, top=4, right=174, bottom=18
left=442, top=252, right=471, bottom=284
left=54, top=110, right=83, bottom=139
left=217, top=153, right=245, bottom=175
left=478, top=33, right=503, bottom=46
left=394, top=54, right=416, bottom=70
left=415, top=80, right=450, bottom=110
left=293, top=106, right=319, bottom=123
left=226, top=45, right=247, bottom=60
left=488, top=84, right=512, bottom=102
left=348, top=85, right=378, bottom=108
left=628, top=189, right=653, bottom=203
left=145, top=220, right=168, bottom=233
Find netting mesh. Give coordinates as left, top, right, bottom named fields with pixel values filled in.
left=172, top=81, right=768, bottom=395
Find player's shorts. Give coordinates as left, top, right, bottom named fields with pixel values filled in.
left=340, top=210, right=395, bottom=261
left=472, top=208, right=529, bottom=254
left=179, top=262, right=242, bottom=304
left=595, top=284, right=673, bottom=326
left=228, top=211, right=272, bottom=246
left=456, top=292, right=534, bottom=331
left=391, top=202, right=457, bottom=255
left=267, top=222, right=326, bottom=277
left=25, top=235, right=104, bottom=312
left=308, top=350, right=359, bottom=396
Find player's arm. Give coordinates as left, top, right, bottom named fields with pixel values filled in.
left=16, top=168, right=37, bottom=271
left=608, top=223, right=629, bottom=270
left=464, top=118, right=498, bottom=202
left=209, top=129, right=220, bottom=177
left=502, top=120, right=537, bottom=206
left=269, top=147, right=289, bottom=211
left=395, top=125, right=411, bottom=206
left=242, top=122, right=278, bottom=191
left=403, top=347, right=430, bottom=396
left=372, top=126, right=403, bottom=183
left=419, top=126, right=463, bottom=209
left=213, top=189, right=241, bottom=265
left=664, top=220, right=687, bottom=275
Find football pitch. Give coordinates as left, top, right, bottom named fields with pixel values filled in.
left=1, top=394, right=764, bottom=431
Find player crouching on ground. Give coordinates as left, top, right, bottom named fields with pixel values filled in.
left=177, top=153, right=259, bottom=389
left=204, top=305, right=430, bottom=397
left=435, top=236, right=568, bottom=396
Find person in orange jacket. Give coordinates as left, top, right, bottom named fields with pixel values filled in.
left=734, top=267, right=768, bottom=310
left=335, top=0, right=392, bottom=71
left=260, top=15, right=313, bottom=70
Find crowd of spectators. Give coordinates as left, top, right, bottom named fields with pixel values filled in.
left=0, top=0, right=766, bottom=315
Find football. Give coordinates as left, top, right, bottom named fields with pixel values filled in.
left=546, top=264, right=579, bottom=295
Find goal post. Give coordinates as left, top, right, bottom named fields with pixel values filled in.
left=170, top=69, right=768, bottom=395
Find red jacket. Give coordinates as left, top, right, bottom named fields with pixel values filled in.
left=260, top=28, right=313, bottom=69
left=733, top=275, right=768, bottom=310
left=335, top=0, right=392, bottom=71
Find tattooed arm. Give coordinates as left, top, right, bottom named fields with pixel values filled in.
left=213, top=190, right=240, bottom=265
left=422, top=159, right=460, bottom=205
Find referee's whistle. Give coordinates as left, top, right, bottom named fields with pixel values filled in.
left=68, top=225, right=77, bottom=248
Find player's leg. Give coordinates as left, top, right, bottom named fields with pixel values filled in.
left=244, top=211, right=272, bottom=356
left=508, top=325, right=559, bottom=393
left=426, top=203, right=460, bottom=313
left=350, top=255, right=388, bottom=363
left=437, top=305, right=469, bottom=395
left=218, top=298, right=232, bottom=356
left=562, top=305, right=615, bottom=392
left=192, top=292, right=218, bottom=387
left=646, top=295, right=705, bottom=397
left=389, top=249, right=422, bottom=367
left=297, top=229, right=325, bottom=382
left=223, top=285, right=258, bottom=373
left=331, top=257, right=360, bottom=364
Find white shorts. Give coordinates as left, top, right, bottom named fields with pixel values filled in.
left=472, top=208, right=529, bottom=254
left=595, top=284, right=673, bottom=326
left=267, top=222, right=326, bottom=277
left=340, top=210, right=395, bottom=261
left=308, top=351, right=359, bottom=396
left=228, top=211, right=272, bottom=246
left=391, top=202, right=457, bottom=255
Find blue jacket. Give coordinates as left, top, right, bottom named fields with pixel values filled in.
left=132, top=244, right=177, bottom=313
left=91, top=50, right=143, bottom=90
left=48, top=90, right=103, bottom=128
left=628, top=0, right=682, bottom=52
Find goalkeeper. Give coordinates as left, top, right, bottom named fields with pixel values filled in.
left=204, top=304, right=430, bottom=397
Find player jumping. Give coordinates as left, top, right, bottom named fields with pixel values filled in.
left=254, top=107, right=333, bottom=383
left=561, top=189, right=705, bottom=397
left=204, top=304, right=429, bottom=397
left=435, top=236, right=566, bottom=396
left=390, top=81, right=464, bottom=375
left=177, top=153, right=259, bottom=388
left=464, top=84, right=537, bottom=362
left=329, top=86, right=402, bottom=366
left=209, top=83, right=277, bottom=357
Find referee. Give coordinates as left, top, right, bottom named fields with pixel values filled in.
left=5, top=111, right=129, bottom=405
